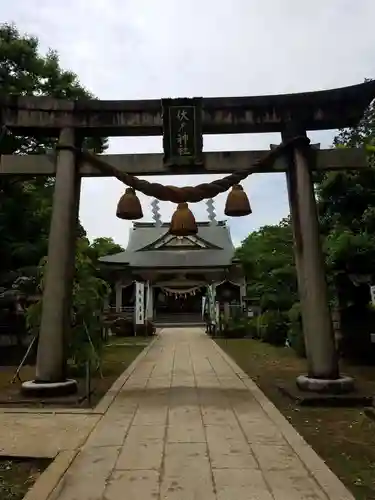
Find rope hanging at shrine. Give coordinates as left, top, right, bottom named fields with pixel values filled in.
left=56, top=136, right=310, bottom=204
left=160, top=285, right=202, bottom=297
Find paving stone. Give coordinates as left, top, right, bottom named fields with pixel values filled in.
left=234, top=406, right=272, bottom=424
left=146, top=376, right=171, bottom=389
left=195, top=376, right=221, bottom=388
left=213, top=468, right=273, bottom=500
left=132, top=406, right=168, bottom=426
left=0, top=413, right=99, bottom=457
left=126, top=424, right=166, bottom=442
left=104, top=401, right=138, bottom=416
left=169, top=389, right=199, bottom=406
left=104, top=470, right=160, bottom=500
left=264, top=469, right=327, bottom=500
left=116, top=438, right=164, bottom=470
left=167, top=424, right=206, bottom=443
left=121, top=377, right=148, bottom=390
left=251, top=443, right=307, bottom=472
left=84, top=414, right=134, bottom=447
left=201, top=407, right=239, bottom=426
left=171, top=376, right=195, bottom=387
left=50, top=446, right=119, bottom=500
left=217, top=376, right=247, bottom=389
left=205, top=423, right=244, bottom=442
left=206, top=429, right=258, bottom=469
left=240, top=420, right=287, bottom=445
left=161, top=443, right=215, bottom=500
left=168, top=406, right=202, bottom=426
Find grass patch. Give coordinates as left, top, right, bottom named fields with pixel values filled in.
left=0, top=457, right=50, bottom=500
left=216, top=338, right=375, bottom=500
left=0, top=335, right=153, bottom=408
left=79, top=335, right=153, bottom=406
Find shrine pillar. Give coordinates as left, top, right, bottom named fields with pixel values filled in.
left=285, top=134, right=354, bottom=392
left=23, top=128, right=80, bottom=395
left=240, top=278, right=247, bottom=310
left=115, top=282, right=122, bottom=312
left=146, top=283, right=154, bottom=320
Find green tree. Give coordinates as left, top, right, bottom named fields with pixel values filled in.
left=317, top=79, right=375, bottom=291
left=316, top=81, right=375, bottom=360
left=88, top=237, right=124, bottom=261
left=236, top=217, right=297, bottom=311
left=0, top=23, right=113, bottom=370
left=0, top=23, right=106, bottom=284
left=27, top=238, right=110, bottom=371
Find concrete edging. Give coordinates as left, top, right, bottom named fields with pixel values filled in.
left=93, top=334, right=159, bottom=413
left=23, top=450, right=78, bottom=500
left=212, top=339, right=355, bottom=500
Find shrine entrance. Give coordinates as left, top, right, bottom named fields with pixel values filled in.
left=155, top=288, right=203, bottom=315
left=1, top=80, right=374, bottom=396
left=154, top=287, right=205, bottom=325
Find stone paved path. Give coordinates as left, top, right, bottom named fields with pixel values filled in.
left=24, top=328, right=353, bottom=500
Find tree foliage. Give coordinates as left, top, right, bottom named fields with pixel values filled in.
left=0, top=23, right=106, bottom=284
left=236, top=217, right=297, bottom=311
left=317, top=79, right=375, bottom=294
left=88, top=237, right=124, bottom=262
left=237, top=80, right=375, bottom=310
left=27, top=238, right=110, bottom=370
left=0, top=23, right=118, bottom=366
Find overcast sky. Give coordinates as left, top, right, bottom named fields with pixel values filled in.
left=4, top=0, right=375, bottom=247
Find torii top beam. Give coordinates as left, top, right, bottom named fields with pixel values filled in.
left=1, top=81, right=375, bottom=137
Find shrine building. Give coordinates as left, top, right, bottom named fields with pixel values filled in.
left=99, top=219, right=245, bottom=326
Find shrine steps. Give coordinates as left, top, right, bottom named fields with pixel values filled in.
left=154, top=313, right=204, bottom=328
left=155, top=322, right=205, bottom=328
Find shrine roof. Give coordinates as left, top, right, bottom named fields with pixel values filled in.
left=99, top=221, right=237, bottom=268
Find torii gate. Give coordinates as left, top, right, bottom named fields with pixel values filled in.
left=1, top=80, right=374, bottom=396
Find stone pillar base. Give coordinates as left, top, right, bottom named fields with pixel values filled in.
left=21, top=379, right=78, bottom=397
left=296, top=375, right=355, bottom=394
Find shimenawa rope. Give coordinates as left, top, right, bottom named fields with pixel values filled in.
left=56, top=136, right=310, bottom=203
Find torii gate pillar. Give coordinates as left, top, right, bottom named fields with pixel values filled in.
left=285, top=134, right=354, bottom=392
left=22, top=128, right=79, bottom=395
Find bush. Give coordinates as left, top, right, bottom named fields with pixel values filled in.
left=26, top=245, right=110, bottom=372
left=258, top=310, right=288, bottom=346
left=287, top=302, right=306, bottom=357
left=222, top=317, right=248, bottom=338
left=246, top=317, right=259, bottom=338
left=340, top=304, right=375, bottom=363
left=135, top=320, right=156, bottom=337
left=112, top=317, right=135, bottom=337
